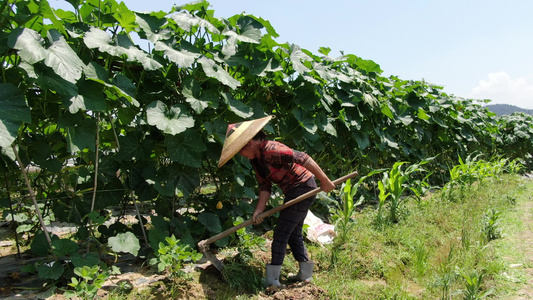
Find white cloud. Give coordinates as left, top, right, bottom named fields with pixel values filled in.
left=468, top=72, right=533, bottom=109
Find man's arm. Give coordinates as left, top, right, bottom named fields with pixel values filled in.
left=303, top=157, right=335, bottom=192
left=253, top=190, right=271, bottom=225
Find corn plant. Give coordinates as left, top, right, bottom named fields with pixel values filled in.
left=481, top=208, right=502, bottom=243
left=377, top=160, right=431, bottom=224
left=433, top=245, right=457, bottom=300
left=376, top=180, right=390, bottom=229
left=457, top=271, right=493, bottom=300
left=332, top=178, right=360, bottom=243
left=333, top=170, right=383, bottom=242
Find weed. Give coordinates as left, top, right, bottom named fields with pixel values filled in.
left=148, top=235, right=202, bottom=280
left=221, top=262, right=263, bottom=292
left=411, top=241, right=429, bottom=277
left=63, top=265, right=118, bottom=300
left=231, top=217, right=267, bottom=263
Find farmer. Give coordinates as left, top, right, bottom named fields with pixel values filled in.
left=218, top=115, right=335, bottom=287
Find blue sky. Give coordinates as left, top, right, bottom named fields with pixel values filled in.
left=50, top=0, right=533, bottom=109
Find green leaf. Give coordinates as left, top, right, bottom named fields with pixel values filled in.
left=65, top=80, right=107, bottom=113
left=84, top=28, right=162, bottom=71
left=381, top=105, right=394, bottom=120
left=222, top=93, right=253, bottom=118
left=136, top=13, right=172, bottom=43
left=173, top=165, right=200, bottom=199
left=355, top=58, right=382, bottom=74
left=45, top=29, right=85, bottom=83
left=8, top=28, right=47, bottom=64
left=114, top=2, right=137, bottom=33
left=182, top=79, right=219, bottom=114
left=59, top=116, right=96, bottom=153
left=146, top=101, right=195, bottom=135
left=198, top=213, right=222, bottom=233
left=52, top=239, right=79, bottom=257
left=71, top=252, right=101, bottom=268
left=154, top=41, right=199, bottom=68
left=170, top=11, right=220, bottom=33
left=292, top=108, right=317, bottom=134
left=165, top=131, right=206, bottom=167
left=290, top=45, right=312, bottom=74
left=38, top=262, right=65, bottom=280
left=115, top=34, right=162, bottom=70
left=0, top=83, right=31, bottom=149
left=108, top=232, right=140, bottom=256
left=223, top=16, right=262, bottom=44
left=114, top=131, right=153, bottom=161
left=198, top=56, right=241, bottom=89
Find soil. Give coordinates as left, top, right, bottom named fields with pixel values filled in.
left=1, top=176, right=533, bottom=300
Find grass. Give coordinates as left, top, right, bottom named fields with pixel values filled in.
left=304, top=173, right=533, bottom=299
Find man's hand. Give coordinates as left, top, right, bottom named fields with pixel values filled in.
left=321, top=179, right=335, bottom=193
left=253, top=209, right=264, bottom=225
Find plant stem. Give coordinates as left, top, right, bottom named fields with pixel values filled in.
left=11, top=144, right=52, bottom=248
left=88, top=112, right=101, bottom=253
left=131, top=191, right=148, bottom=245
left=5, top=175, right=21, bottom=258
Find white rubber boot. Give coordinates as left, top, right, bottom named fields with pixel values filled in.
left=265, top=264, right=282, bottom=287
left=294, top=261, right=314, bottom=282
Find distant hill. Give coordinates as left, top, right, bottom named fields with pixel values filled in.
left=485, top=104, right=533, bottom=116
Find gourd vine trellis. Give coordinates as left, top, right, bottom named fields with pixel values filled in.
left=0, top=0, right=531, bottom=269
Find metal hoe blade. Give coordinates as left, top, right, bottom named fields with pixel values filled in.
left=198, top=240, right=224, bottom=272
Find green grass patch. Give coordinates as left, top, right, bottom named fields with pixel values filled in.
left=307, top=173, right=533, bottom=299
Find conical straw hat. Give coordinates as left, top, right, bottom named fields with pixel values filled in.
left=218, top=115, right=273, bottom=168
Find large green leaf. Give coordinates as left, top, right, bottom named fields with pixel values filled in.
left=175, top=168, right=200, bottom=199
left=165, top=130, right=206, bottom=168
left=0, top=83, right=31, bottom=149
left=182, top=79, right=219, bottom=114
left=84, top=28, right=162, bottom=71
left=198, top=212, right=221, bottom=233
left=71, top=252, right=101, bottom=268
left=170, top=11, right=220, bottom=33
left=223, top=15, right=262, bottom=44
left=146, top=100, right=195, bottom=135
left=66, top=80, right=107, bottom=113
left=198, top=56, right=241, bottom=89
left=290, top=45, right=312, bottom=74
left=136, top=13, right=172, bottom=43
left=45, top=29, right=85, bottom=83
left=51, top=239, right=79, bottom=257
left=114, top=131, right=153, bottom=162
left=38, top=262, right=65, bottom=280
left=222, top=93, right=253, bottom=118
left=292, top=108, right=317, bottom=134
left=58, top=115, right=96, bottom=153
left=154, top=41, right=199, bottom=68
left=8, top=28, right=47, bottom=64
left=108, top=232, right=140, bottom=256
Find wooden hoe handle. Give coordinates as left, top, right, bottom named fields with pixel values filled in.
left=198, top=170, right=359, bottom=250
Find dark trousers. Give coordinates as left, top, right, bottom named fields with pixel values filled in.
left=271, top=177, right=317, bottom=265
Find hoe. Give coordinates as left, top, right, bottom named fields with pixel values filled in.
left=198, top=170, right=359, bottom=271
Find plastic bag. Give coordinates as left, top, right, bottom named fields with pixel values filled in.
left=304, top=210, right=336, bottom=245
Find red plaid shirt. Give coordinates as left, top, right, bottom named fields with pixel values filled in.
left=251, top=140, right=313, bottom=194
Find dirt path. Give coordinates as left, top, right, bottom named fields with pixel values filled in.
left=508, top=186, right=533, bottom=299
